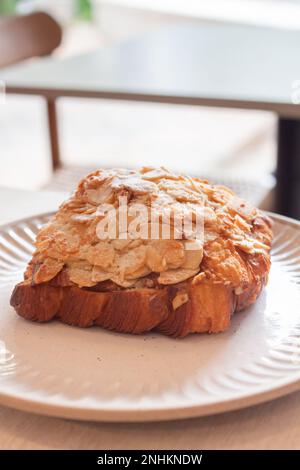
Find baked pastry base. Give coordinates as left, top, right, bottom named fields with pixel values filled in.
left=11, top=273, right=267, bottom=338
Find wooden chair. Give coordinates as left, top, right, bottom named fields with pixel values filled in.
left=0, top=12, right=62, bottom=171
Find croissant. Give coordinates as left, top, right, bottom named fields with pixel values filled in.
left=10, top=167, right=272, bottom=337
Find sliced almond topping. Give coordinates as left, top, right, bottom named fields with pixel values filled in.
left=33, top=167, right=271, bottom=289
left=126, top=265, right=151, bottom=280
left=112, top=238, right=132, bottom=251
left=234, top=286, right=244, bottom=295
left=234, top=214, right=251, bottom=232
left=117, top=245, right=147, bottom=276
left=33, top=258, right=64, bottom=284
left=172, top=292, right=189, bottom=310
left=85, top=241, right=115, bottom=268
left=158, top=268, right=199, bottom=285
left=67, top=261, right=95, bottom=287
left=110, top=274, right=137, bottom=288
left=91, top=266, right=112, bottom=283
left=86, top=184, right=114, bottom=205
left=191, top=272, right=206, bottom=285
left=204, top=231, right=218, bottom=243
left=182, top=240, right=203, bottom=270
left=146, top=244, right=167, bottom=272
left=146, top=240, right=185, bottom=272
left=164, top=240, right=186, bottom=269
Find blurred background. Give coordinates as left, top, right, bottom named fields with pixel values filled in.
left=1, top=0, right=297, bottom=196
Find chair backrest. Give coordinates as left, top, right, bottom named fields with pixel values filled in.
left=0, top=11, right=62, bottom=68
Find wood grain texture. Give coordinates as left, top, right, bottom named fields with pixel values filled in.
left=0, top=392, right=300, bottom=450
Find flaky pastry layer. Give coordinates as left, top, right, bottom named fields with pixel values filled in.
left=10, top=167, right=273, bottom=336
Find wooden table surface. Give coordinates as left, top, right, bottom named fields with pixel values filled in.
left=2, top=22, right=300, bottom=117
left=0, top=186, right=299, bottom=450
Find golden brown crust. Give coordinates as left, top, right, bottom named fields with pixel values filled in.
left=11, top=252, right=268, bottom=338
left=10, top=167, right=273, bottom=337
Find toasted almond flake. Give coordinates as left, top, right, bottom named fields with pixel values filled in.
left=235, top=286, right=244, bottom=295
left=110, top=274, right=136, bottom=288
left=172, top=292, right=189, bottom=310
left=126, top=265, right=151, bottom=280
left=191, top=272, right=206, bottom=285
left=112, top=238, right=132, bottom=251
left=33, top=258, right=64, bottom=284
left=85, top=241, right=115, bottom=268
left=32, top=167, right=271, bottom=288
left=183, top=240, right=203, bottom=270
left=158, top=268, right=199, bottom=285
left=67, top=261, right=95, bottom=287
left=117, top=245, right=147, bottom=276
left=91, top=266, right=112, bottom=283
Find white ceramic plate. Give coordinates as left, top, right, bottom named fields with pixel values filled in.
left=0, top=212, right=300, bottom=422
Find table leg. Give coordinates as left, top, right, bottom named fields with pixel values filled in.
left=276, top=117, right=300, bottom=219
left=46, top=98, right=61, bottom=171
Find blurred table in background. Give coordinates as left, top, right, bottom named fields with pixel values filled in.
left=1, top=23, right=300, bottom=217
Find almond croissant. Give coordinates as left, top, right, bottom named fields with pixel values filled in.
left=11, top=167, right=272, bottom=337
